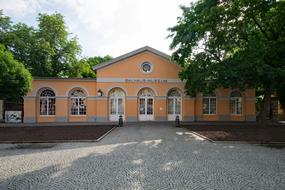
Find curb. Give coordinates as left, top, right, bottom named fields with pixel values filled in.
left=95, top=126, right=117, bottom=142
left=190, top=131, right=214, bottom=143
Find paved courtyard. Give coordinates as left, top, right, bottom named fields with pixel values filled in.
left=0, top=124, right=284, bottom=190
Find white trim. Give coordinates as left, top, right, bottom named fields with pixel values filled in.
left=70, top=96, right=87, bottom=116
left=33, top=86, right=58, bottom=97
left=202, top=96, right=217, bottom=115
left=92, top=46, right=171, bottom=71
left=97, top=77, right=184, bottom=83
left=106, top=86, right=128, bottom=96
left=136, top=87, right=158, bottom=96
left=140, top=61, right=153, bottom=74
left=66, top=86, right=89, bottom=96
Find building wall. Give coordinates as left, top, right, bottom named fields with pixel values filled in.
left=23, top=50, right=256, bottom=123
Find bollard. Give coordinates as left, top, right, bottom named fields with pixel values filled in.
left=175, top=115, right=180, bottom=127
left=118, top=115, right=123, bottom=127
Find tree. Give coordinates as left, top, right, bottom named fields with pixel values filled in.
left=67, top=55, right=112, bottom=78
left=37, top=13, right=81, bottom=77
left=168, top=0, right=285, bottom=123
left=0, top=44, right=32, bottom=100
left=0, top=12, right=81, bottom=77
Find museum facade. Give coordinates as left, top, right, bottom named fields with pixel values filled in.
left=23, top=46, right=256, bottom=123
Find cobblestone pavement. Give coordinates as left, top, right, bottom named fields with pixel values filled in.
left=0, top=123, right=284, bottom=190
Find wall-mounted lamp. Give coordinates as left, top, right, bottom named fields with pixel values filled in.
left=97, top=89, right=103, bottom=97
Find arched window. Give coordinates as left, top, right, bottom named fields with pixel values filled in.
left=167, top=89, right=181, bottom=114
left=138, top=88, right=154, bottom=97
left=230, top=91, right=242, bottom=114
left=167, top=88, right=182, bottom=120
left=138, top=88, right=154, bottom=121
left=109, top=88, right=125, bottom=121
left=39, top=89, right=56, bottom=115
left=203, top=92, right=216, bottom=114
left=70, top=89, right=86, bottom=115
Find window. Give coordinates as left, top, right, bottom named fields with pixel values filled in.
left=230, top=91, right=242, bottom=115
left=40, top=89, right=56, bottom=115
left=203, top=93, right=216, bottom=114
left=109, top=88, right=125, bottom=115
left=70, top=89, right=86, bottom=115
left=141, top=62, right=152, bottom=73
left=167, top=89, right=181, bottom=115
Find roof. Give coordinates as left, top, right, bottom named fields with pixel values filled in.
left=33, top=77, right=96, bottom=81
left=92, top=46, right=171, bottom=71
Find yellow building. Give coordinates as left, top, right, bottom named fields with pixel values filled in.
left=23, top=46, right=256, bottom=123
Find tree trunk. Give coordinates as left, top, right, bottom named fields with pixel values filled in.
left=258, top=87, right=272, bottom=125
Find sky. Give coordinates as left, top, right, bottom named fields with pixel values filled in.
left=0, top=0, right=192, bottom=58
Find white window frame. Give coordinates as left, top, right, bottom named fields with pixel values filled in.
left=39, top=90, right=56, bottom=116
left=70, top=89, right=86, bottom=116
left=70, top=97, right=86, bottom=116
left=140, top=62, right=153, bottom=74
left=230, top=97, right=243, bottom=115
left=203, top=96, right=216, bottom=115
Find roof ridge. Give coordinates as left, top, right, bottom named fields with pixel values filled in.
left=92, top=46, right=171, bottom=71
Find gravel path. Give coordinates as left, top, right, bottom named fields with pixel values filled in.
left=0, top=124, right=284, bottom=190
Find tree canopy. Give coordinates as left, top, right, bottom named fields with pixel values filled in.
left=0, top=44, right=32, bottom=100
left=169, top=0, right=285, bottom=121
left=0, top=11, right=111, bottom=78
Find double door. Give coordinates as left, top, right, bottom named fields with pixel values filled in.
left=109, top=97, right=124, bottom=121
left=139, top=97, right=154, bottom=121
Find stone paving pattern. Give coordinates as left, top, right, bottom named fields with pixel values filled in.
left=0, top=123, right=284, bottom=190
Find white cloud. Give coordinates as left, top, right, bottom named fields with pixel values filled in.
left=0, top=0, right=41, bottom=19
left=0, top=0, right=192, bottom=57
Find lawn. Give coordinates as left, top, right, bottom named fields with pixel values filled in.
left=0, top=125, right=116, bottom=142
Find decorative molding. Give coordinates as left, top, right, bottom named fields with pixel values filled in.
left=24, top=96, right=36, bottom=99
left=106, top=86, right=128, bottom=96
left=97, top=77, right=183, bottom=83
left=34, top=77, right=96, bottom=81
left=183, top=96, right=195, bottom=100
left=65, top=86, right=90, bottom=96
left=155, top=96, right=166, bottom=100
left=126, top=96, right=137, bottom=100
left=92, top=46, right=171, bottom=71
left=31, top=85, right=59, bottom=96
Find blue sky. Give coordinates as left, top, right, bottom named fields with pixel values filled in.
left=0, top=0, right=191, bottom=57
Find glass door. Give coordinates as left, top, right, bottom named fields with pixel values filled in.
left=139, top=97, right=154, bottom=121
left=110, top=97, right=124, bottom=121
left=168, top=97, right=181, bottom=121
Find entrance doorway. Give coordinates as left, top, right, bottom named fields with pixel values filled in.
left=167, top=88, right=182, bottom=121
left=138, top=88, right=154, bottom=121
left=109, top=88, right=125, bottom=121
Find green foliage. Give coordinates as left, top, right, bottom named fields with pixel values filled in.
left=66, top=55, right=112, bottom=78
left=168, top=0, right=285, bottom=102
left=86, top=55, right=112, bottom=67
left=0, top=11, right=112, bottom=79
left=0, top=44, right=32, bottom=100
left=0, top=12, right=81, bottom=77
